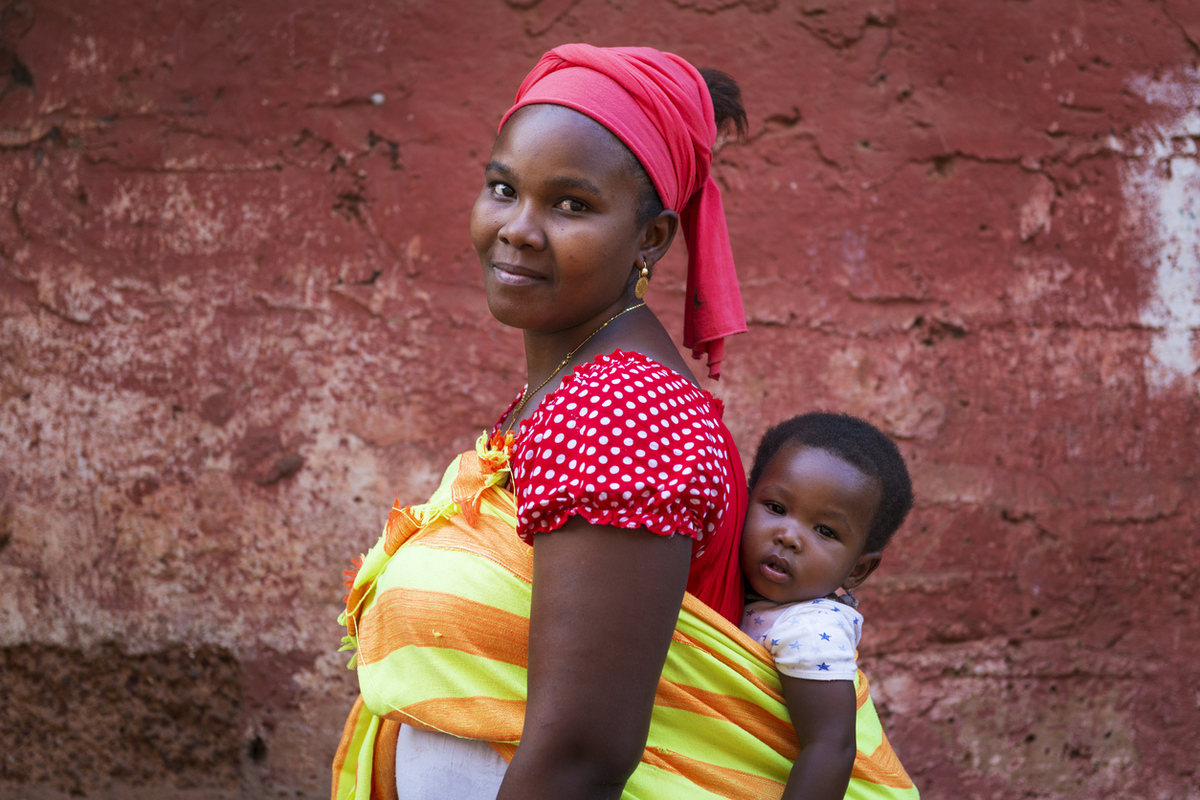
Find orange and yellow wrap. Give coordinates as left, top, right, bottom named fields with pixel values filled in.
left=333, top=432, right=918, bottom=800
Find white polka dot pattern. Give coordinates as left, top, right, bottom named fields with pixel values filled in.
left=506, top=352, right=733, bottom=552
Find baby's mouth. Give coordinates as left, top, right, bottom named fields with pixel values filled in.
left=760, top=553, right=792, bottom=583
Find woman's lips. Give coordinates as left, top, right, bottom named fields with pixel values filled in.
left=491, top=263, right=542, bottom=286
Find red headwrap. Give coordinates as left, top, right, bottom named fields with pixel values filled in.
left=499, top=44, right=747, bottom=379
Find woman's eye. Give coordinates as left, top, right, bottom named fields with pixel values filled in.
left=815, top=525, right=839, bottom=540
left=555, top=198, right=587, bottom=213
left=489, top=182, right=515, bottom=199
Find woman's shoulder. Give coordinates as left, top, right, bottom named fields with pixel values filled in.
left=515, top=348, right=732, bottom=461
left=549, top=348, right=724, bottom=417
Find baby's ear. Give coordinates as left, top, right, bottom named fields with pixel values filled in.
left=843, top=551, right=882, bottom=590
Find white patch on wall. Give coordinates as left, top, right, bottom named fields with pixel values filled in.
left=1123, top=69, right=1200, bottom=395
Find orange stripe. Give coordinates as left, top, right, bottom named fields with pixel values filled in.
left=370, top=718, right=401, bottom=800
left=856, top=670, right=869, bottom=709
left=451, top=452, right=487, bottom=523
left=851, top=732, right=916, bottom=790
left=357, top=588, right=530, bottom=668
left=330, top=694, right=364, bottom=800
left=490, top=742, right=518, bottom=762
left=416, top=513, right=534, bottom=583
left=384, top=697, right=526, bottom=742
left=642, top=746, right=785, bottom=800
left=343, top=586, right=367, bottom=637
left=384, top=502, right=421, bottom=555
left=654, top=680, right=798, bottom=760
left=486, top=489, right=518, bottom=517
left=670, top=628, right=784, bottom=702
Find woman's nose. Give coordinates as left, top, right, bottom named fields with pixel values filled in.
left=497, top=201, right=546, bottom=250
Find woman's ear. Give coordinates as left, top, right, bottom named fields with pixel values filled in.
left=843, top=552, right=882, bottom=590
left=639, top=209, right=679, bottom=270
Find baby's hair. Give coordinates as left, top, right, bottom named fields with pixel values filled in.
left=632, top=67, right=747, bottom=225
left=749, top=412, right=914, bottom=553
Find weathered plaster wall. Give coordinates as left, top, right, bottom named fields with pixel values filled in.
left=1, top=1, right=1197, bottom=798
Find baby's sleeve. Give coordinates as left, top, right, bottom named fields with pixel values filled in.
left=767, top=601, right=862, bottom=681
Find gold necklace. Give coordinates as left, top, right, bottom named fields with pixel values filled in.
left=504, top=301, right=646, bottom=433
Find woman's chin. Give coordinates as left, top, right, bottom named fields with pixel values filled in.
left=484, top=292, right=537, bottom=330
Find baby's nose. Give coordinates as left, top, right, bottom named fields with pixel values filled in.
left=773, top=528, right=801, bottom=551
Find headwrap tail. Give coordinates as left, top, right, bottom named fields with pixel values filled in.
left=681, top=174, right=743, bottom=378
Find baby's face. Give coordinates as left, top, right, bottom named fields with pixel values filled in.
left=741, top=444, right=882, bottom=604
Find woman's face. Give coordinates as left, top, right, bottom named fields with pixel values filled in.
left=471, top=104, right=647, bottom=334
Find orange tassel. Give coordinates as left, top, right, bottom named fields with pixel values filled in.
left=341, top=553, right=365, bottom=604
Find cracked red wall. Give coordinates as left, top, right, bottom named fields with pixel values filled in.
left=1, top=1, right=1198, bottom=798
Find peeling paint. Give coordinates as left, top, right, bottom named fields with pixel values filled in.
left=1124, top=69, right=1200, bottom=393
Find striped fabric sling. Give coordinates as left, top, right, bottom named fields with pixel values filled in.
left=332, top=433, right=918, bottom=800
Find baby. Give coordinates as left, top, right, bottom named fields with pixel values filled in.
left=740, top=412, right=913, bottom=800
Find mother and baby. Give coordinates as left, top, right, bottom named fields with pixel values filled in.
left=333, top=44, right=919, bottom=800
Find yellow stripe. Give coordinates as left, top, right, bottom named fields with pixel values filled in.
left=370, top=542, right=532, bottom=617
left=852, top=672, right=885, bottom=754
left=645, top=704, right=790, bottom=778
left=362, top=646, right=527, bottom=707
left=353, top=711, right=380, bottom=800
left=480, top=492, right=518, bottom=523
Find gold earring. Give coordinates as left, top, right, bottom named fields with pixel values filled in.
left=634, top=256, right=650, bottom=299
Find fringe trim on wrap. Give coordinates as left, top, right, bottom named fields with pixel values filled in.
left=337, top=431, right=515, bottom=668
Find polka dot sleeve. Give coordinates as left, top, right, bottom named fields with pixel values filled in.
left=509, top=351, right=732, bottom=547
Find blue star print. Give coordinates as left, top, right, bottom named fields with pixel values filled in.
left=789, top=641, right=800, bottom=650
left=818, top=663, right=830, bottom=671
left=820, top=632, right=831, bottom=641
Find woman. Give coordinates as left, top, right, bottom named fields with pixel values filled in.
left=466, top=44, right=748, bottom=800
left=334, top=44, right=916, bottom=800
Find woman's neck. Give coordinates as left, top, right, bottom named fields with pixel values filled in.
left=507, top=302, right=701, bottom=431
left=520, top=299, right=642, bottom=389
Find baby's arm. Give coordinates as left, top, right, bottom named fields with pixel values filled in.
left=779, top=675, right=858, bottom=800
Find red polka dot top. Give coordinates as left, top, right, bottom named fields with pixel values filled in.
left=494, top=350, right=746, bottom=625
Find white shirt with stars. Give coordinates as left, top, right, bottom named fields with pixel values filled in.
left=739, top=596, right=862, bottom=681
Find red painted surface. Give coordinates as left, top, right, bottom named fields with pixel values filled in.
left=1, top=1, right=1198, bottom=797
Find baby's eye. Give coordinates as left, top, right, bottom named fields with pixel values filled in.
left=489, top=182, right=515, bottom=199
left=555, top=197, right=587, bottom=213
left=815, top=524, right=839, bottom=540
left=765, top=501, right=785, bottom=515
